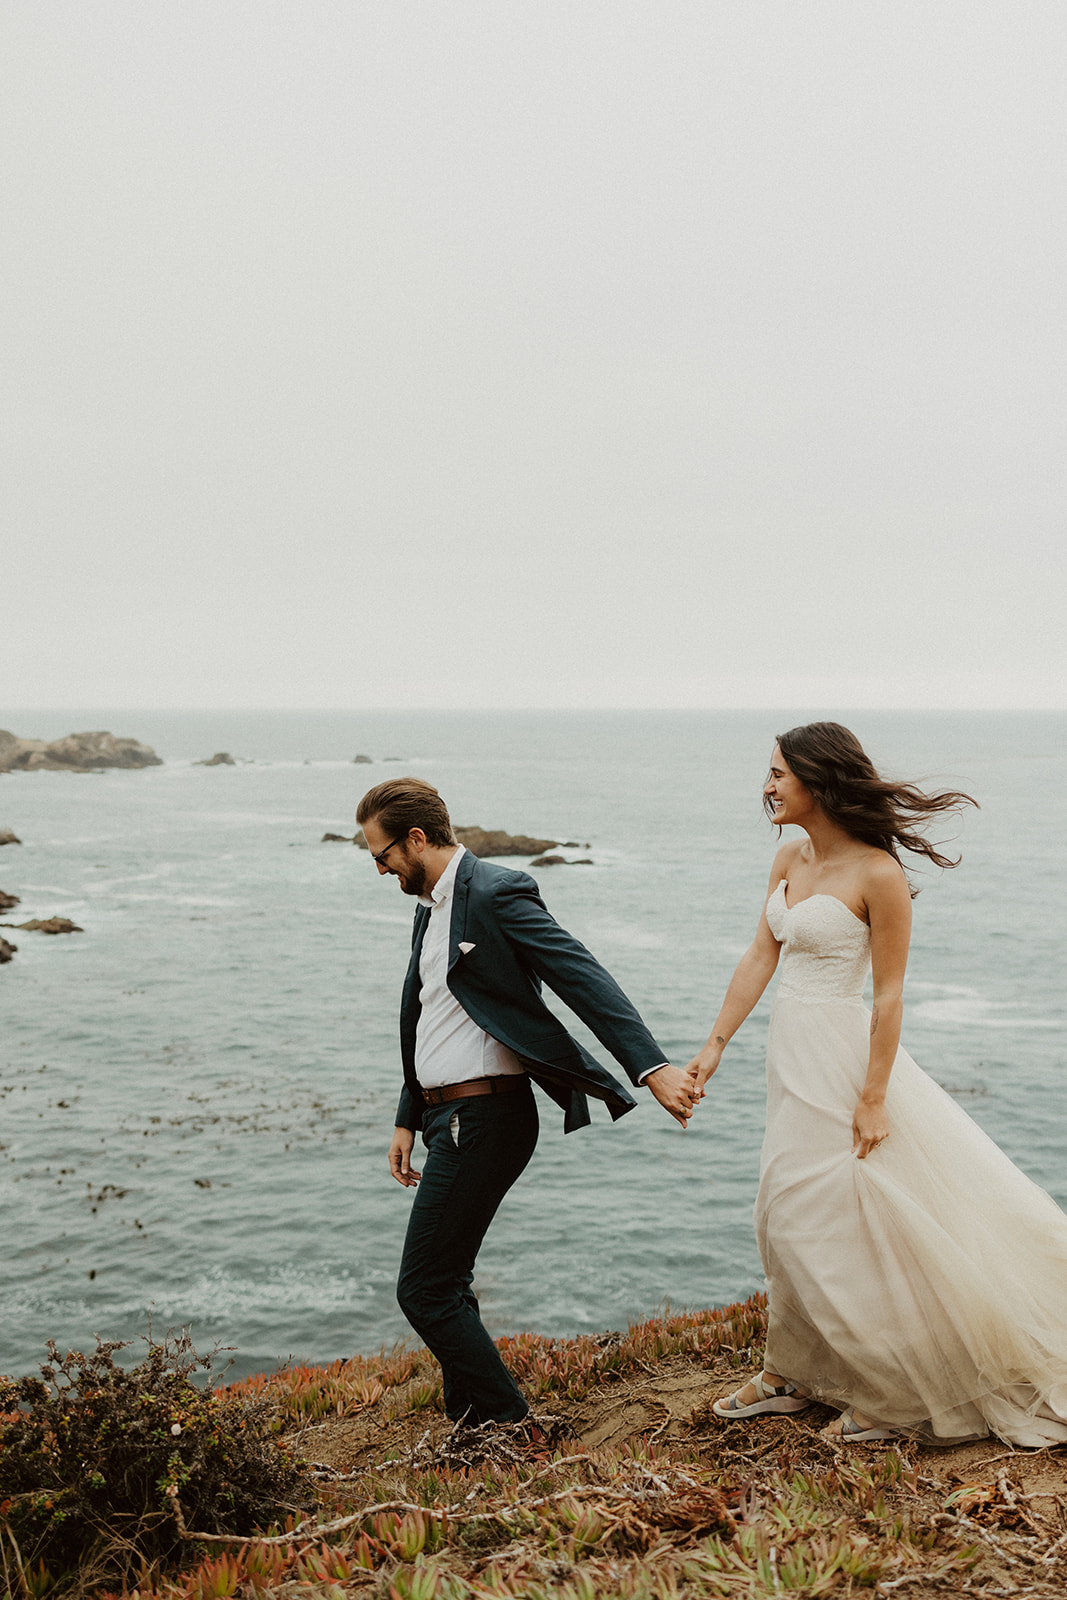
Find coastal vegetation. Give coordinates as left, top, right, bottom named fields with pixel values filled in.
left=3, top=1296, right=1066, bottom=1598
left=0, top=1332, right=312, bottom=1598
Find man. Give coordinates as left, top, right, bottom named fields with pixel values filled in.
left=356, top=776, right=695, bottom=1427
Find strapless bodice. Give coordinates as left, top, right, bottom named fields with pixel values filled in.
left=765, top=879, right=870, bottom=1003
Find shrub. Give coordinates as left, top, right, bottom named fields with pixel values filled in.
left=0, top=1332, right=314, bottom=1594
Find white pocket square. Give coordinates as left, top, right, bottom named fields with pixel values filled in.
left=458, top=941, right=476, bottom=954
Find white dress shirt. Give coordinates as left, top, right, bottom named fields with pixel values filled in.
left=414, top=846, right=527, bottom=1089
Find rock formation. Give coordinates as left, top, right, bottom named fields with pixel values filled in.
left=353, top=754, right=373, bottom=764
left=530, top=854, right=594, bottom=867
left=321, top=832, right=353, bottom=843
left=195, top=752, right=236, bottom=766
left=0, top=889, right=20, bottom=912
left=354, top=825, right=560, bottom=858
left=0, top=829, right=20, bottom=847
left=455, top=827, right=560, bottom=857
left=0, top=936, right=15, bottom=963
left=11, top=917, right=84, bottom=934
left=0, top=730, right=162, bottom=772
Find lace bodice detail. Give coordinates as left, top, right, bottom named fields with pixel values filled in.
left=766, top=879, right=870, bottom=1004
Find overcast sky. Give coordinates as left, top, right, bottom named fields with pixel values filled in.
left=3, top=2, right=1064, bottom=711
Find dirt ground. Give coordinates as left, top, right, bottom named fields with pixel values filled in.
left=298, top=1351, right=1067, bottom=1498
left=262, top=1352, right=1067, bottom=1597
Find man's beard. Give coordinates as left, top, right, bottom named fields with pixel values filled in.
left=397, top=856, right=428, bottom=897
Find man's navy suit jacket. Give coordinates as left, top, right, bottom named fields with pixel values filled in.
left=396, top=850, right=666, bottom=1135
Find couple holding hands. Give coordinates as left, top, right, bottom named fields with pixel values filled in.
left=358, top=723, right=1067, bottom=1448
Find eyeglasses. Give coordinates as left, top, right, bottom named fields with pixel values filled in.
left=371, top=832, right=409, bottom=868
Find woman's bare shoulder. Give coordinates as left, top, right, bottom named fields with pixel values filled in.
left=858, top=849, right=910, bottom=904
left=769, top=838, right=805, bottom=885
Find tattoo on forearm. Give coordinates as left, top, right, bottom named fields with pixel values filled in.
left=715, top=1035, right=726, bottom=1048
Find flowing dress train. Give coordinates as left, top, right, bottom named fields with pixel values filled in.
left=758, top=879, right=1067, bottom=1445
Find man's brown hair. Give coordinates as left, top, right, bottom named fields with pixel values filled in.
left=356, top=776, right=456, bottom=847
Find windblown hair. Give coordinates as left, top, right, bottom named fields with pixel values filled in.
left=768, top=722, right=978, bottom=883
left=356, top=776, right=456, bottom=847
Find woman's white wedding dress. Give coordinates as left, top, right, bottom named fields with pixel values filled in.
left=758, top=879, right=1067, bottom=1445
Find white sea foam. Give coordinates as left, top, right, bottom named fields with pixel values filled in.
left=910, top=988, right=1062, bottom=1029
left=143, top=1265, right=382, bottom=1318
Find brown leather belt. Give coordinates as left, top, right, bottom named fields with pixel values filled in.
left=421, top=1074, right=529, bottom=1107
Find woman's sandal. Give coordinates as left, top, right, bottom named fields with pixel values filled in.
left=824, top=1407, right=900, bottom=1443
left=712, top=1373, right=811, bottom=1420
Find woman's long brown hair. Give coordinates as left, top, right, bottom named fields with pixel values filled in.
left=768, top=722, right=978, bottom=885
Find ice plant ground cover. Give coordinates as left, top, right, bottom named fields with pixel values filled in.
left=5, top=1295, right=1067, bottom=1598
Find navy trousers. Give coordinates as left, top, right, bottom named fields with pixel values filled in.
left=396, top=1085, right=539, bottom=1423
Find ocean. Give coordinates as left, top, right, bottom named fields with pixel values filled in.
left=1, top=709, right=1063, bottom=1382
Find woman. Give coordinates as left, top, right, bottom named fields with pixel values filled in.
left=689, top=722, right=1067, bottom=1445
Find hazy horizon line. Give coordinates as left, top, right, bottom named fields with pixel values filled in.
left=3, top=703, right=1065, bottom=718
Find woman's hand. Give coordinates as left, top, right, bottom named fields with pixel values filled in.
left=685, top=1042, right=724, bottom=1098
left=852, top=1097, right=889, bottom=1159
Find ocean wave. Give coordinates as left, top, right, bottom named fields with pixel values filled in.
left=910, top=990, right=1063, bottom=1029
left=142, top=1264, right=387, bottom=1318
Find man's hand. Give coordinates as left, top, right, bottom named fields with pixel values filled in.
left=645, top=1064, right=696, bottom=1128
left=388, top=1126, right=422, bottom=1187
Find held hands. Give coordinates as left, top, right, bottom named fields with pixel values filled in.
left=646, top=1064, right=698, bottom=1128
left=388, top=1127, right=422, bottom=1187
left=852, top=1097, right=889, bottom=1160
left=684, top=1042, right=724, bottom=1100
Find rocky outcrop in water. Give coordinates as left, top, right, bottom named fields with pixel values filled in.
left=0, top=730, right=162, bottom=772
left=0, top=936, right=15, bottom=963
left=195, top=752, right=236, bottom=766
left=321, top=832, right=353, bottom=843
left=0, top=830, right=20, bottom=847
left=353, top=754, right=373, bottom=764
left=9, top=917, right=83, bottom=934
left=530, top=854, right=594, bottom=867
left=354, top=825, right=560, bottom=858
left=456, top=827, right=560, bottom=858
left=0, top=889, right=20, bottom=912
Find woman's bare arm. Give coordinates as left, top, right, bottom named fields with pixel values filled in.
left=852, top=857, right=912, bottom=1158
left=686, top=847, right=792, bottom=1094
